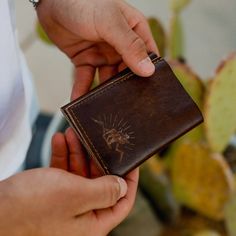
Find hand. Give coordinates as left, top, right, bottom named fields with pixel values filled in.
left=51, top=127, right=104, bottom=178
left=36, top=0, right=159, bottom=99
left=0, top=129, right=138, bottom=236
left=50, top=128, right=139, bottom=235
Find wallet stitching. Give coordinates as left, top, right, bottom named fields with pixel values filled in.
left=69, top=73, right=134, bottom=173
left=69, top=56, right=160, bottom=172
left=69, top=57, right=160, bottom=107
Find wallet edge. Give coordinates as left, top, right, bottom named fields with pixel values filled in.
left=60, top=53, right=204, bottom=176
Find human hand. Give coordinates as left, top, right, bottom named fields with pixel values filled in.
left=49, top=128, right=139, bottom=235
left=0, top=166, right=138, bottom=236
left=0, top=129, right=138, bottom=236
left=36, top=0, right=159, bottom=99
left=0, top=167, right=138, bottom=236
left=51, top=127, right=103, bottom=178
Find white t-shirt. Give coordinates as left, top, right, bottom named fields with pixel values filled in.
left=0, top=0, right=36, bottom=180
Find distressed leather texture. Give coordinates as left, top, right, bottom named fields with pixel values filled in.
left=61, top=53, right=203, bottom=176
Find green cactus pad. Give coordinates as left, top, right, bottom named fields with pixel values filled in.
left=140, top=157, right=180, bottom=222
left=225, top=191, right=236, bottom=236
left=204, top=53, right=236, bottom=153
left=171, top=142, right=234, bottom=220
left=148, top=17, right=166, bottom=57
left=169, top=0, right=192, bottom=14
left=169, top=14, right=184, bottom=60
left=170, top=61, right=204, bottom=143
left=170, top=60, right=204, bottom=109
left=36, top=22, right=53, bottom=45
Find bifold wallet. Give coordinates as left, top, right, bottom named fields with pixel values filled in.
left=61, top=53, right=203, bottom=176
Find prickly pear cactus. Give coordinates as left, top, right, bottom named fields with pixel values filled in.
left=36, top=22, right=53, bottom=45
left=170, top=0, right=192, bottom=14
left=225, top=192, right=236, bottom=236
left=160, top=207, right=226, bottom=236
left=170, top=61, right=204, bottom=108
left=169, top=14, right=184, bottom=60
left=148, top=17, right=166, bottom=57
left=171, top=61, right=204, bottom=142
left=171, top=142, right=234, bottom=220
left=204, top=53, right=236, bottom=153
left=140, top=157, right=179, bottom=222
left=194, top=231, right=221, bottom=236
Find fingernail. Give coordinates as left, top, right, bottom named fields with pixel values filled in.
left=138, top=57, right=155, bottom=76
left=117, top=177, right=128, bottom=198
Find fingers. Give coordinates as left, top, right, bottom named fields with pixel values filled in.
left=89, top=158, right=103, bottom=178
left=51, top=133, right=68, bottom=170
left=101, top=8, right=155, bottom=77
left=74, top=175, right=128, bottom=215
left=132, top=20, right=159, bottom=55
left=65, top=128, right=89, bottom=177
left=112, top=168, right=139, bottom=216
left=71, top=65, right=96, bottom=100
left=98, top=65, right=118, bottom=83
left=94, top=168, right=139, bottom=230
left=119, top=2, right=159, bottom=55
left=51, top=129, right=89, bottom=177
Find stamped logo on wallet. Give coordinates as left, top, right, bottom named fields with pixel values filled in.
left=92, top=114, right=135, bottom=163
left=61, top=53, right=203, bottom=176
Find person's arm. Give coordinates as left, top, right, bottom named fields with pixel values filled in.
left=36, top=0, right=159, bottom=100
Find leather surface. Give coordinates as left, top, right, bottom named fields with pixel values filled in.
left=61, top=53, right=203, bottom=176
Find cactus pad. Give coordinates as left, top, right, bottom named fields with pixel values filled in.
left=204, top=53, right=236, bottom=152
left=36, top=22, right=53, bottom=45
left=225, top=191, right=236, bottom=236
left=170, top=60, right=204, bottom=108
left=148, top=17, right=166, bottom=57
left=171, top=142, right=234, bottom=220
left=170, top=0, right=192, bottom=14
left=169, top=14, right=184, bottom=60
left=140, top=157, right=179, bottom=222
left=170, top=61, right=204, bottom=142
left=194, top=231, right=221, bottom=236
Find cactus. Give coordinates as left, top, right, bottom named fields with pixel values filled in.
left=170, top=61, right=204, bottom=108
left=169, top=0, right=192, bottom=14
left=148, top=17, right=166, bottom=57
left=168, top=0, right=191, bottom=60
left=169, top=14, right=184, bottom=60
left=171, top=142, right=234, bottom=220
left=36, top=21, right=53, bottom=45
left=140, top=156, right=180, bottom=222
left=204, top=53, right=236, bottom=153
left=111, top=190, right=163, bottom=236
left=162, top=61, right=204, bottom=169
left=170, top=61, right=205, bottom=143
left=225, top=191, right=236, bottom=236
left=160, top=208, right=226, bottom=236
left=194, top=231, right=221, bottom=236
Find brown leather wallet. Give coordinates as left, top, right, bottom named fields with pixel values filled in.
left=61, top=53, right=203, bottom=176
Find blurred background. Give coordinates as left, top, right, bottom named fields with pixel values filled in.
left=15, top=1, right=236, bottom=235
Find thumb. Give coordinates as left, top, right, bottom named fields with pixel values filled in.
left=76, top=175, right=127, bottom=214
left=102, top=12, right=155, bottom=77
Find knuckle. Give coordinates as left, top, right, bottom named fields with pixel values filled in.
left=126, top=34, right=146, bottom=54
left=104, top=177, right=120, bottom=205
